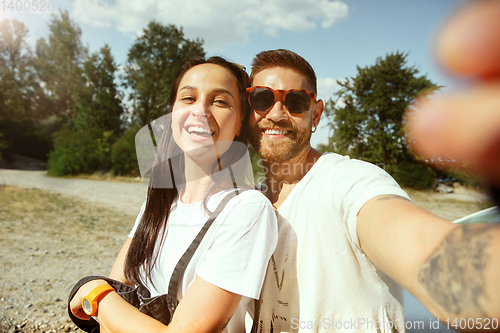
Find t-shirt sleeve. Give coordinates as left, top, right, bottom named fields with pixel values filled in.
left=338, top=159, right=410, bottom=251
left=128, top=200, right=147, bottom=238
left=196, top=191, right=278, bottom=300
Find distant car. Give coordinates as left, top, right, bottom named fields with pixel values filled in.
left=437, top=176, right=457, bottom=185
left=436, top=183, right=454, bottom=193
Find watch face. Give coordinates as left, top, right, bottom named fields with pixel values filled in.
left=82, top=298, right=92, bottom=315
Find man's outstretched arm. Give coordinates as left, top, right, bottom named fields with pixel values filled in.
left=357, top=195, right=500, bottom=325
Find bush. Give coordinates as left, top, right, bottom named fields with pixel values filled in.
left=0, top=118, right=53, bottom=161
left=0, top=132, right=7, bottom=160
left=111, top=126, right=140, bottom=176
left=386, top=160, right=437, bottom=190
left=47, top=128, right=113, bottom=176
left=444, top=168, right=486, bottom=189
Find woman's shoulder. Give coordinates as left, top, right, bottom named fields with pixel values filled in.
left=213, top=188, right=277, bottom=236
left=208, top=188, right=274, bottom=218
left=225, top=188, right=273, bottom=209
left=235, top=187, right=269, bottom=200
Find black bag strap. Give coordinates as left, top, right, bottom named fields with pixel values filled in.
left=166, top=189, right=243, bottom=313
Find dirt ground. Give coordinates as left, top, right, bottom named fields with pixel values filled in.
left=0, top=186, right=136, bottom=333
left=0, top=169, right=495, bottom=333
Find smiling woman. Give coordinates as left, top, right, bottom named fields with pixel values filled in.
left=172, top=63, right=243, bottom=166
left=68, top=57, right=278, bottom=333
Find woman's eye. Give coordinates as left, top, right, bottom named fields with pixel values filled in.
left=180, top=96, right=195, bottom=103
left=214, top=99, right=229, bottom=106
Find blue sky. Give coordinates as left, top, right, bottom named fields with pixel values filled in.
left=2, top=0, right=466, bottom=147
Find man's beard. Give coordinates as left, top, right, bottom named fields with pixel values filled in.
left=249, top=119, right=311, bottom=163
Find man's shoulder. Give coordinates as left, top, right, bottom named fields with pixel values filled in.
left=313, top=153, right=384, bottom=174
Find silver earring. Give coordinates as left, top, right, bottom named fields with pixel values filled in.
left=312, top=125, right=317, bottom=133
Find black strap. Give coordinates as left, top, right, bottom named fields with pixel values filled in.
left=250, top=297, right=261, bottom=333
left=166, top=189, right=242, bottom=313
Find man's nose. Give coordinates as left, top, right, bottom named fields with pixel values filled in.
left=265, top=100, right=288, bottom=122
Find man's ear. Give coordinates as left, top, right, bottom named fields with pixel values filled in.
left=312, top=99, right=324, bottom=127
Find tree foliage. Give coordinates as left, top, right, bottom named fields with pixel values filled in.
left=34, top=10, right=88, bottom=120
left=324, top=52, right=440, bottom=189
left=0, top=19, right=35, bottom=120
left=123, top=21, right=205, bottom=126
left=47, top=127, right=113, bottom=176
left=73, top=44, right=124, bottom=134
left=0, top=19, right=52, bottom=160
left=0, top=13, right=207, bottom=176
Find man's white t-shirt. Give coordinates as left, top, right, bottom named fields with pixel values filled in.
left=254, top=153, right=410, bottom=333
left=129, top=189, right=278, bottom=333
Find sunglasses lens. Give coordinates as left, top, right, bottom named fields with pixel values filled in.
left=250, top=88, right=275, bottom=111
left=285, top=91, right=311, bottom=114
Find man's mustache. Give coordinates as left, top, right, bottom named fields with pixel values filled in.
left=257, top=120, right=295, bottom=131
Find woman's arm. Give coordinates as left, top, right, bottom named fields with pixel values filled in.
left=70, top=276, right=242, bottom=333
left=70, top=238, right=134, bottom=319
left=108, top=237, right=133, bottom=285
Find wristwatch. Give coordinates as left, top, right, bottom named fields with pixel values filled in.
left=82, top=284, right=115, bottom=316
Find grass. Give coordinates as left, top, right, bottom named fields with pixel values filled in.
left=0, top=185, right=133, bottom=259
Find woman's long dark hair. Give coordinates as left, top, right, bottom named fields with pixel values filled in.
left=124, top=57, right=251, bottom=287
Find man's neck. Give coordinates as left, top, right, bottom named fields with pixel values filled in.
left=262, top=146, right=323, bottom=208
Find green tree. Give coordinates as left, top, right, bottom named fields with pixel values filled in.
left=123, top=21, right=204, bottom=126
left=34, top=10, right=87, bottom=120
left=74, top=44, right=124, bottom=134
left=0, top=19, right=52, bottom=160
left=324, top=52, right=440, bottom=189
left=0, top=19, right=35, bottom=120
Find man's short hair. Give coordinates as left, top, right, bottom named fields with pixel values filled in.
left=250, top=49, right=317, bottom=94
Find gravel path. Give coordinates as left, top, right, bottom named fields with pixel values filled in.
left=0, top=170, right=148, bottom=333
left=0, top=170, right=148, bottom=217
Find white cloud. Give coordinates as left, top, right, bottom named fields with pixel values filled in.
left=317, top=77, right=342, bottom=101
left=72, top=0, right=348, bottom=51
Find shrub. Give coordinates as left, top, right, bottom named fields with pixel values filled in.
left=47, top=128, right=112, bottom=176
left=386, top=160, right=437, bottom=190
left=0, top=132, right=7, bottom=160
left=0, top=118, right=53, bottom=161
left=111, top=126, right=140, bottom=176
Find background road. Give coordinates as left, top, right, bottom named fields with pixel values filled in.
left=0, top=169, right=147, bottom=217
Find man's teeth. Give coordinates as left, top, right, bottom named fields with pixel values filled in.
left=188, top=126, right=213, bottom=135
left=264, top=129, right=288, bottom=135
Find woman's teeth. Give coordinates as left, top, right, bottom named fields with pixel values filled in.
left=188, top=126, right=213, bottom=135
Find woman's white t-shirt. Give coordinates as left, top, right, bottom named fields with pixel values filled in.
left=128, top=189, right=278, bottom=333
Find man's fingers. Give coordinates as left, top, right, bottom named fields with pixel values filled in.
left=435, top=0, right=500, bottom=78
left=406, top=82, right=500, bottom=185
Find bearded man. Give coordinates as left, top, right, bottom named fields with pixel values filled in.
left=247, top=45, right=500, bottom=332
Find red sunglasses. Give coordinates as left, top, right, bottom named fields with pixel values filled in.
left=246, top=86, right=316, bottom=115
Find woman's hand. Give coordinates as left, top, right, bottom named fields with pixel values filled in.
left=69, top=279, right=111, bottom=321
